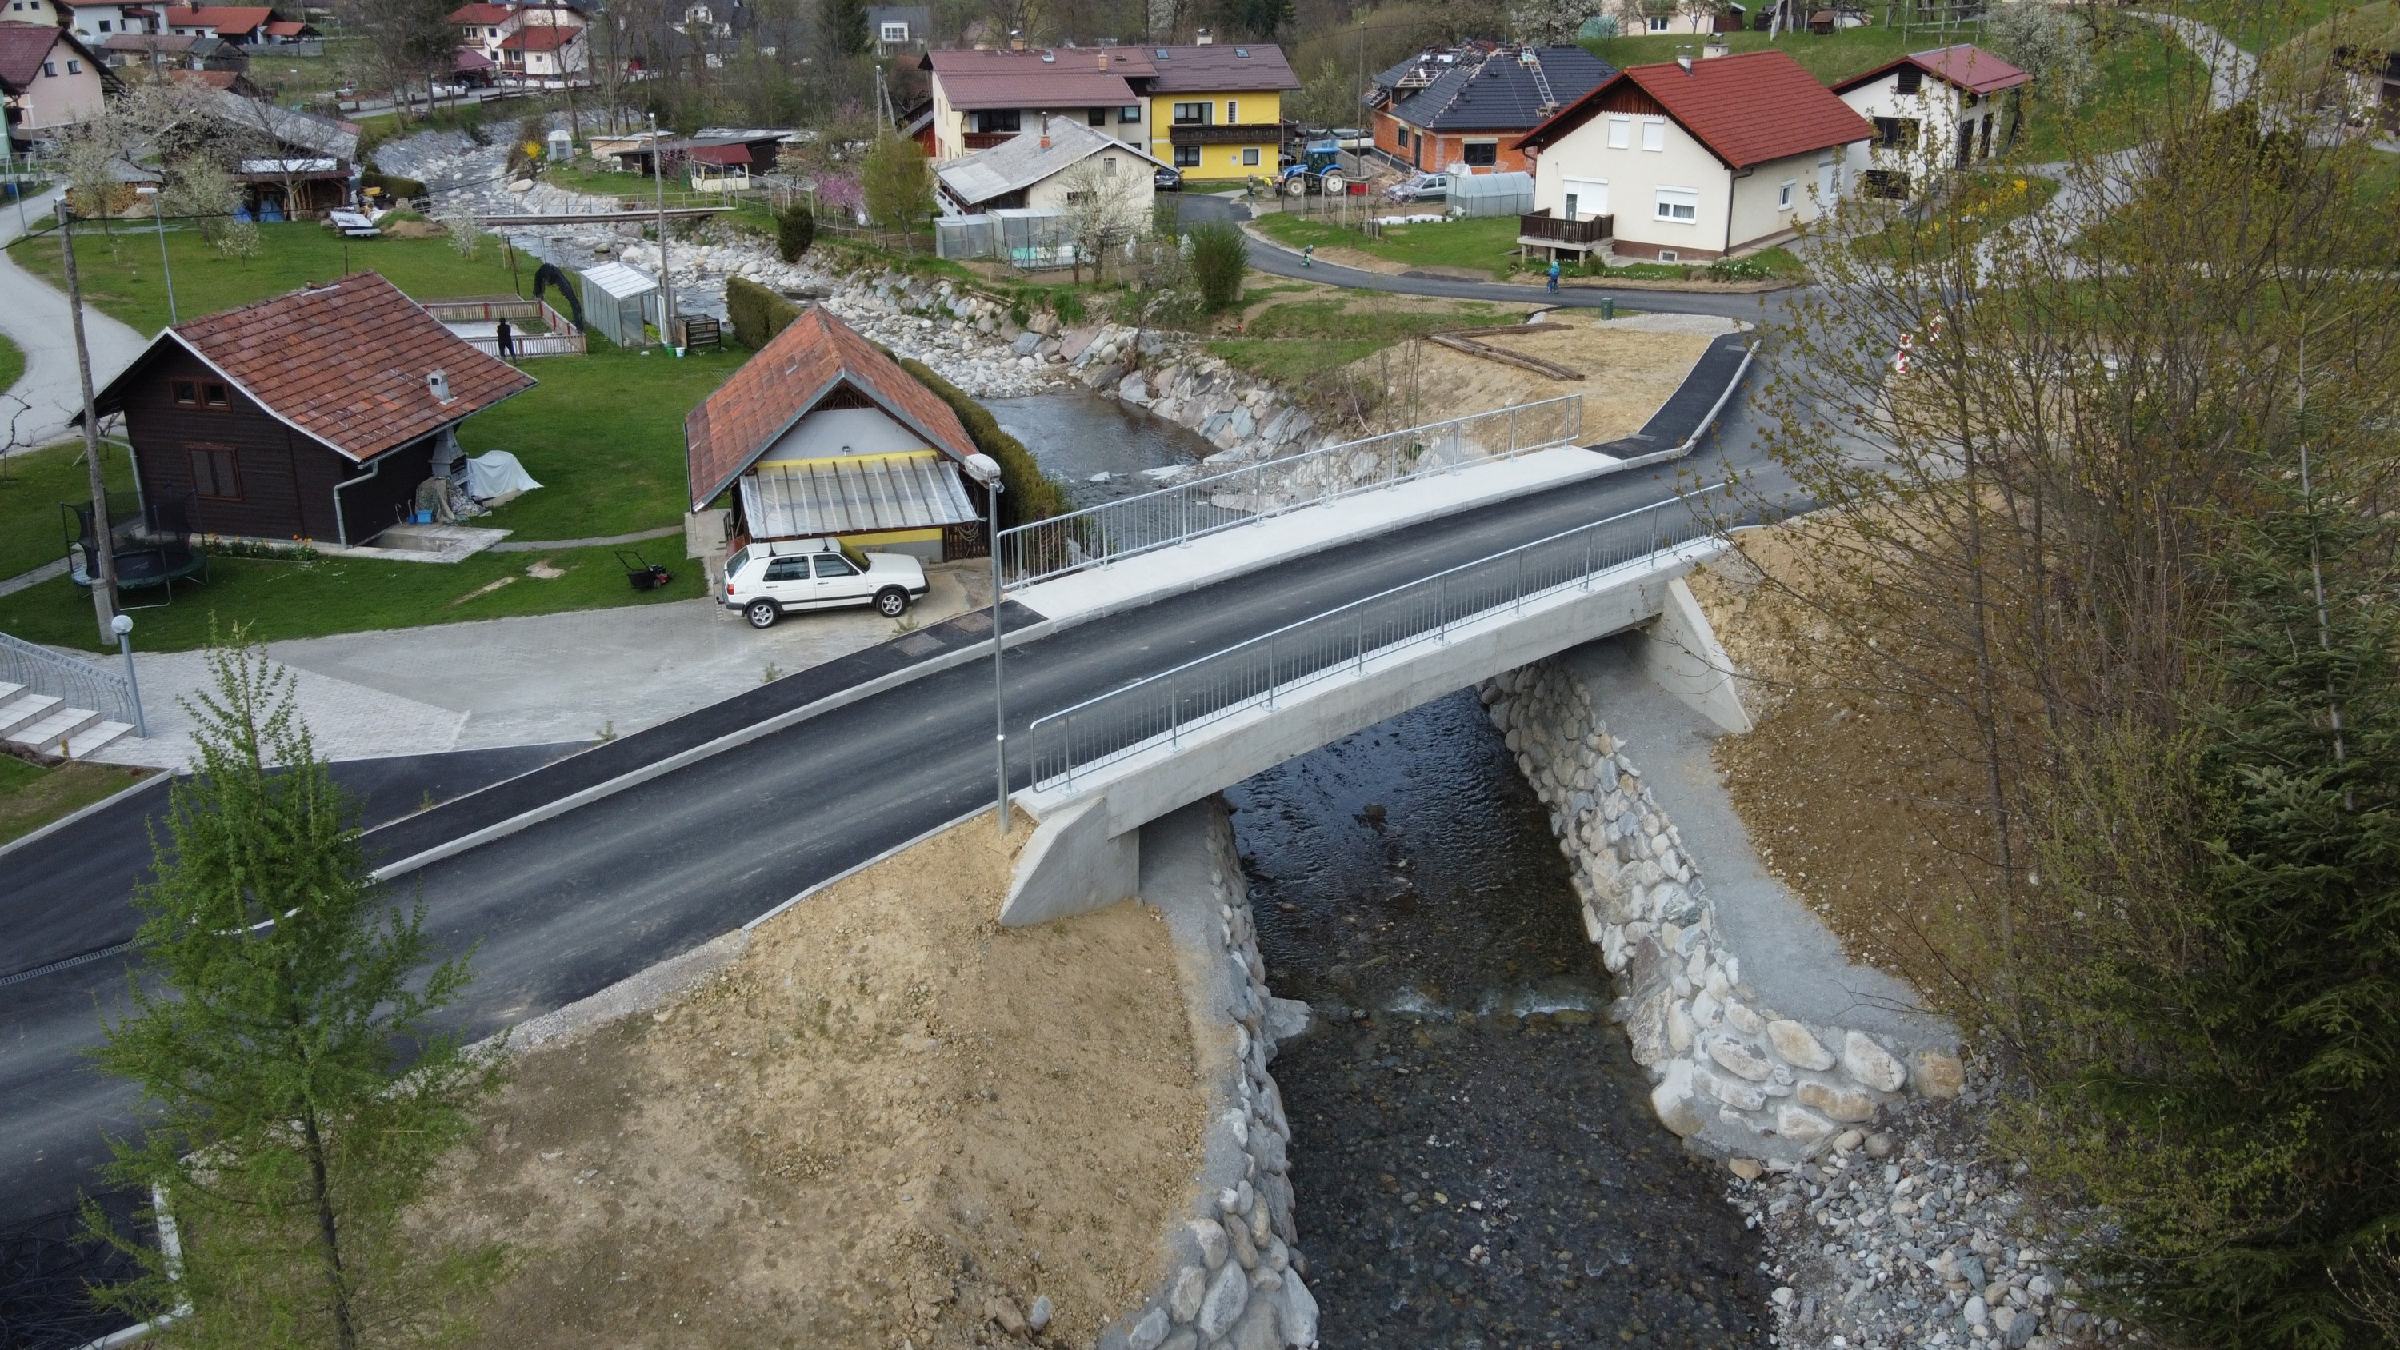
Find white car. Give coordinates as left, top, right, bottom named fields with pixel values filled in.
left=1384, top=172, right=1450, bottom=203
left=722, top=539, right=928, bottom=629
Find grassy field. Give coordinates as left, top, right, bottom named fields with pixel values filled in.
left=0, top=540, right=701, bottom=654
left=1252, top=211, right=1525, bottom=278
left=2181, top=0, right=2359, bottom=52
left=0, top=441, right=138, bottom=580
left=463, top=344, right=749, bottom=539
left=0, top=754, right=149, bottom=846
left=2012, top=18, right=2213, bottom=161
left=10, top=221, right=538, bottom=337
left=539, top=160, right=781, bottom=239
left=1206, top=293, right=1528, bottom=383
left=1582, top=8, right=1921, bottom=83
left=0, top=332, right=21, bottom=395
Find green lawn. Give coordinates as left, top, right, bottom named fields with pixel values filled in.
left=1253, top=212, right=1526, bottom=279
left=11, top=221, right=537, bottom=338
left=0, top=440, right=137, bottom=580
left=0, top=540, right=700, bottom=654
left=1583, top=10, right=1919, bottom=83
left=0, top=754, right=150, bottom=846
left=538, top=160, right=780, bottom=239
left=2181, top=0, right=2358, bottom=52
left=1852, top=173, right=2060, bottom=261
left=0, top=332, right=21, bottom=395
left=2010, top=18, right=2212, bottom=161
left=462, top=344, right=750, bottom=540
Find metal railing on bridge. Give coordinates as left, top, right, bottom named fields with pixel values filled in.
left=1026, top=482, right=1727, bottom=790
left=0, top=632, right=138, bottom=732
left=997, top=395, right=1584, bottom=591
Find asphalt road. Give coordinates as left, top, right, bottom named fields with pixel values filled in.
left=0, top=399, right=1798, bottom=1238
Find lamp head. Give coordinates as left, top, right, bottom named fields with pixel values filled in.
left=110, top=613, right=133, bottom=637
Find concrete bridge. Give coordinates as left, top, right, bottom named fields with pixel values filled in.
left=1001, top=488, right=1754, bottom=925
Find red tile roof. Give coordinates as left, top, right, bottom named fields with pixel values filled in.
left=98, top=273, right=535, bottom=464
left=1524, top=50, right=1871, bottom=169
left=1832, top=44, right=2032, bottom=97
left=161, top=5, right=274, bottom=34
left=922, top=46, right=1146, bottom=110
left=0, top=25, right=68, bottom=88
left=687, top=306, right=977, bottom=511
left=498, top=23, right=579, bottom=51
left=262, top=18, right=309, bottom=35
left=448, top=2, right=511, bottom=22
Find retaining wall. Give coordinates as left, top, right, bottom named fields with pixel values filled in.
left=1482, top=659, right=1965, bottom=1162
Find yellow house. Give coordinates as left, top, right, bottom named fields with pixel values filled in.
left=1145, top=40, right=1298, bottom=179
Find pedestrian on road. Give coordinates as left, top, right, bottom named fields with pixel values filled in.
left=495, top=317, right=516, bottom=361
left=1546, top=259, right=1561, bottom=295
left=1302, top=244, right=1314, bottom=268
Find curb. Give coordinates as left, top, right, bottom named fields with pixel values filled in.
left=0, top=768, right=167, bottom=868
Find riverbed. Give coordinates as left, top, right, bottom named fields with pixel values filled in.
left=987, top=393, right=1219, bottom=509
left=1224, top=690, right=1768, bottom=1346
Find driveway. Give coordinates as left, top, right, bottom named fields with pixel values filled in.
left=0, top=185, right=150, bottom=452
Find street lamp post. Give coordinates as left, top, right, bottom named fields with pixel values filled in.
left=965, top=453, right=1009, bottom=832
left=111, top=613, right=147, bottom=739
left=138, top=185, right=177, bottom=325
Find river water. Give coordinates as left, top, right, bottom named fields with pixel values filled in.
left=987, top=393, right=1218, bottom=509
left=1224, top=690, right=1768, bottom=1347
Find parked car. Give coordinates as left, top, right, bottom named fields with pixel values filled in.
left=1155, top=165, right=1183, bottom=191
left=722, top=539, right=928, bottom=629
left=1384, top=172, right=1451, bottom=203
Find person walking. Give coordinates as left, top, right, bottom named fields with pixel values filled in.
left=1302, top=244, right=1314, bottom=268
left=1546, top=259, right=1561, bottom=295
left=495, top=316, right=516, bottom=361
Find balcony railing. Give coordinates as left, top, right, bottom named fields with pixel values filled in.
left=1518, top=208, right=1613, bottom=245
left=963, top=130, right=1017, bottom=150
left=1168, top=122, right=1282, bottom=146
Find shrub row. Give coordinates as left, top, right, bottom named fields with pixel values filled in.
left=725, top=274, right=803, bottom=349
left=898, top=357, right=1072, bottom=528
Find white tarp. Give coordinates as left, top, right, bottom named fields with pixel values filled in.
left=464, top=450, right=541, bottom=500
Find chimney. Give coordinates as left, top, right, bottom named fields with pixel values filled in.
left=427, top=369, right=453, bottom=403
left=1094, top=49, right=1105, bottom=69
left=1675, top=48, right=1694, bottom=74
left=1195, top=26, right=1212, bottom=44
left=1702, top=37, right=1730, bottom=58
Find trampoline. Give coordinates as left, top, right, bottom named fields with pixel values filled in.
left=64, top=496, right=209, bottom=605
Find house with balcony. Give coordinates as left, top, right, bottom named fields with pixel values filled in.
left=1144, top=38, right=1295, bottom=180
left=1833, top=44, right=2030, bottom=199
left=0, top=24, right=111, bottom=144
left=1517, top=49, right=1869, bottom=262
left=497, top=19, right=584, bottom=81
left=1368, top=43, right=1612, bottom=175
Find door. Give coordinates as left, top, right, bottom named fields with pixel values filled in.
left=1817, top=153, right=1837, bottom=203
left=1562, top=177, right=1608, bottom=221
left=760, top=553, right=811, bottom=607
left=811, top=550, right=871, bottom=607
left=1955, top=121, right=1973, bottom=169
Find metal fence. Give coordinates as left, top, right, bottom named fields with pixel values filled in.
left=420, top=296, right=587, bottom=356
left=1026, top=483, right=1725, bottom=791
left=0, top=631, right=139, bottom=734
left=997, top=395, right=1584, bottom=591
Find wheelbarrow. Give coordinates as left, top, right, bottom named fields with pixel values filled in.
left=614, top=548, right=673, bottom=591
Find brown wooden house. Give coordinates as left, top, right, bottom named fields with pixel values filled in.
left=88, top=273, right=534, bottom=546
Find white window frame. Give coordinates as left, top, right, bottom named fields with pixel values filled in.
left=1242, top=146, right=1259, bottom=166
left=1101, top=155, right=1117, bottom=174
left=879, top=21, right=907, bottom=41
left=1605, top=115, right=1630, bottom=150
left=1646, top=14, right=1670, bottom=30
left=1639, top=117, right=1666, bottom=153
left=1226, top=99, right=1238, bottom=123
left=1654, top=185, right=1699, bottom=223
left=1777, top=179, right=1794, bottom=211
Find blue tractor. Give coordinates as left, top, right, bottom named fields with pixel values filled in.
left=1277, top=139, right=1349, bottom=197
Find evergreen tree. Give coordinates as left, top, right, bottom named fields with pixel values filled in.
left=83, top=642, right=505, bottom=1349
left=822, top=0, right=873, bottom=58
left=2019, top=449, right=2400, bottom=1345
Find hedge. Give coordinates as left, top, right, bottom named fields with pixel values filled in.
left=726, top=274, right=804, bottom=349
left=899, top=357, right=1072, bottom=529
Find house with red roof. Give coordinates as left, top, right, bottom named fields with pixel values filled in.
left=88, top=273, right=536, bottom=547
left=687, top=305, right=987, bottom=563
left=1517, top=49, right=1871, bottom=263
left=1832, top=44, right=2031, bottom=199
left=160, top=5, right=277, bottom=43
left=496, top=17, right=584, bottom=81
left=0, top=24, right=111, bottom=141
left=60, top=0, right=163, bottom=47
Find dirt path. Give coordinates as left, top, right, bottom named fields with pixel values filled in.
left=1345, top=310, right=1734, bottom=436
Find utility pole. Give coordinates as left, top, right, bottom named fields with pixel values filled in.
left=146, top=186, right=177, bottom=325
left=60, top=201, right=118, bottom=643
left=651, top=111, right=675, bottom=347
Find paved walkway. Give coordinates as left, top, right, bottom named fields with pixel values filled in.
left=487, top=523, right=682, bottom=553
left=0, top=185, right=151, bottom=452
left=85, top=567, right=987, bottom=770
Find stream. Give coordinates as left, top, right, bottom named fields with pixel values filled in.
left=1224, top=690, right=1768, bottom=1346
left=987, top=393, right=1218, bottom=509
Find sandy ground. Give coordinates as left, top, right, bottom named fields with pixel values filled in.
left=1346, top=310, right=1731, bottom=438
left=426, top=817, right=1204, bottom=1349
left=1686, top=523, right=1988, bottom=999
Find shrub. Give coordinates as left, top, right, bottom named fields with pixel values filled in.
left=362, top=172, right=428, bottom=206
left=725, top=275, right=803, bottom=349
left=1706, top=256, right=1771, bottom=281
left=1188, top=222, right=1248, bottom=312
left=898, top=356, right=1072, bottom=528
left=861, top=135, right=931, bottom=232
left=775, top=203, right=816, bottom=263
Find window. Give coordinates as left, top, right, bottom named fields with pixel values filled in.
left=186, top=446, right=240, bottom=500
left=1862, top=168, right=1910, bottom=199
left=1462, top=139, right=1496, bottom=167
left=1172, top=101, right=1210, bottom=125
left=1639, top=118, right=1665, bottom=152
left=67, top=59, right=80, bottom=73
left=1658, top=248, right=1679, bottom=262
left=979, top=109, right=1020, bottom=133
left=1087, top=107, right=1106, bottom=126
left=1777, top=179, right=1794, bottom=210
left=1654, top=186, right=1698, bottom=222
left=879, top=21, right=907, bottom=40
left=41, top=61, right=54, bottom=76
left=813, top=553, right=858, bottom=578
left=764, top=556, right=809, bottom=582
left=1872, top=116, right=1918, bottom=150
left=171, top=379, right=198, bottom=405
left=1225, top=99, right=1237, bottom=123
left=1101, top=155, right=1117, bottom=174
left=203, top=381, right=228, bottom=407
left=1241, top=146, right=1259, bottom=166
left=1894, top=66, right=1921, bottom=95
left=1119, top=104, right=1141, bottom=122
left=1646, top=14, right=1670, bottom=31
left=1606, top=115, right=1630, bottom=150
left=97, top=19, right=110, bottom=31
left=1174, top=144, right=1200, bottom=167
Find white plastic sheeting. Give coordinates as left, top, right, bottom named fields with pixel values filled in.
left=465, top=450, right=542, bottom=500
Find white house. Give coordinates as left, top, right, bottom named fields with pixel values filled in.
left=59, top=0, right=159, bottom=43
left=1518, top=49, right=1871, bottom=263
left=496, top=19, right=584, bottom=81
left=934, top=114, right=1162, bottom=218
left=1832, top=44, right=2031, bottom=200
left=0, top=0, right=66, bottom=27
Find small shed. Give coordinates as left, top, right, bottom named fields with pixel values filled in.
left=1447, top=170, right=1533, bottom=218
left=578, top=261, right=659, bottom=348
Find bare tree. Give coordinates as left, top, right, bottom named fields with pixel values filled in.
left=1056, top=156, right=1144, bottom=283
left=334, top=0, right=453, bottom=116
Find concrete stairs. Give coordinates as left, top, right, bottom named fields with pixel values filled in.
left=0, top=682, right=134, bottom=758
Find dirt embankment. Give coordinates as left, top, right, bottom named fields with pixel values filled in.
left=1347, top=310, right=1731, bottom=439
left=428, top=819, right=1204, bottom=1350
